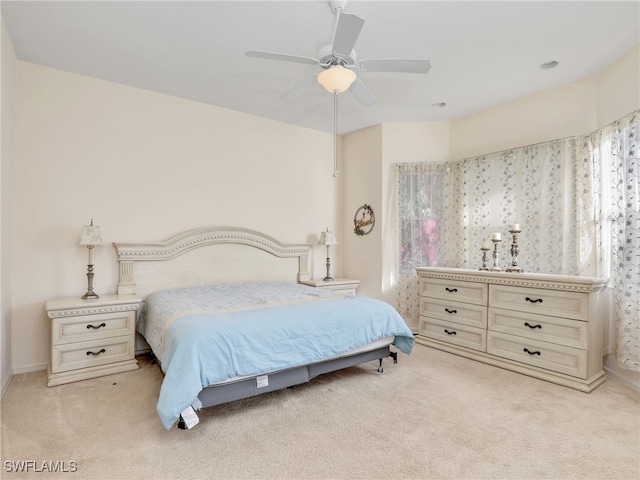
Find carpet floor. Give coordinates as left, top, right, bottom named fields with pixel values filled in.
left=1, top=344, right=639, bottom=480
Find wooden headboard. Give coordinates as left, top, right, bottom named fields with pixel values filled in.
left=113, top=226, right=311, bottom=298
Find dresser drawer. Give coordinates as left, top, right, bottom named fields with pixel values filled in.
left=51, top=311, right=136, bottom=345
left=489, top=308, right=587, bottom=349
left=489, top=285, right=589, bottom=321
left=420, top=317, right=486, bottom=352
left=420, top=278, right=488, bottom=306
left=420, top=297, right=487, bottom=329
left=487, top=331, right=587, bottom=378
left=51, top=336, right=135, bottom=374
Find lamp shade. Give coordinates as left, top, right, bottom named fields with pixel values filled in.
left=317, top=66, right=357, bottom=93
left=78, top=221, right=103, bottom=246
left=319, top=229, right=338, bottom=246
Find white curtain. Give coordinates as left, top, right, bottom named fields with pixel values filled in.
left=446, top=139, right=585, bottom=273
left=394, top=110, right=640, bottom=371
left=593, top=111, right=640, bottom=371
left=395, top=162, right=450, bottom=325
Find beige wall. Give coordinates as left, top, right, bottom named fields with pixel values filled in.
left=11, top=62, right=340, bottom=372
left=449, top=78, right=597, bottom=161
left=596, top=44, right=640, bottom=128
left=1, top=18, right=16, bottom=395
left=342, top=125, right=383, bottom=299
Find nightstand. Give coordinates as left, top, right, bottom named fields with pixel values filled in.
left=300, top=278, right=360, bottom=295
left=45, top=294, right=141, bottom=387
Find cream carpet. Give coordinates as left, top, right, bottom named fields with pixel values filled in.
left=1, top=344, right=639, bottom=480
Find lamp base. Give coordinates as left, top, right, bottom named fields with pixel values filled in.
left=323, top=257, right=333, bottom=281
left=82, top=265, right=99, bottom=300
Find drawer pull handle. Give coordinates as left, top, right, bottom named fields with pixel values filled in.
left=445, top=288, right=458, bottom=293
left=524, top=322, right=542, bottom=329
left=86, top=323, right=106, bottom=330
left=445, top=308, right=457, bottom=314
left=523, top=348, right=541, bottom=356
left=444, top=329, right=457, bottom=335
left=86, top=349, right=106, bottom=356
left=525, top=297, right=543, bottom=304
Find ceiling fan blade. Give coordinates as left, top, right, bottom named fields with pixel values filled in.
left=245, top=50, right=319, bottom=66
left=279, top=75, right=320, bottom=100
left=332, top=12, right=365, bottom=57
left=349, top=78, right=377, bottom=107
left=359, top=59, right=432, bottom=74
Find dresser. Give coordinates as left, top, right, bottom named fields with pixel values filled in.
left=415, top=268, right=607, bottom=392
left=46, top=295, right=141, bottom=386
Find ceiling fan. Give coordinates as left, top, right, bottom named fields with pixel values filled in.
left=245, top=0, right=431, bottom=106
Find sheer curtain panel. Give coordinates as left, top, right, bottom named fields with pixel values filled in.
left=395, top=163, right=450, bottom=326
left=595, top=111, right=640, bottom=371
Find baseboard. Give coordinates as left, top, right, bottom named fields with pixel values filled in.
left=603, top=365, right=640, bottom=392
left=12, top=362, right=48, bottom=375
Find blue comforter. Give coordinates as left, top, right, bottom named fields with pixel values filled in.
left=143, top=283, right=414, bottom=429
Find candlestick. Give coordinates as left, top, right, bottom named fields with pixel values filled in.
left=479, top=243, right=490, bottom=271
left=490, top=238, right=502, bottom=271
left=506, top=227, right=523, bottom=273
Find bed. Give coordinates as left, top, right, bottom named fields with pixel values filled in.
left=114, top=226, right=414, bottom=430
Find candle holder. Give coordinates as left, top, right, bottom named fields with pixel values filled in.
left=479, top=245, right=490, bottom=271
left=490, top=238, right=502, bottom=271
left=506, top=228, right=523, bottom=273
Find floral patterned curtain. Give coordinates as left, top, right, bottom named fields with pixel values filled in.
left=593, top=111, right=640, bottom=371
left=446, top=139, right=583, bottom=273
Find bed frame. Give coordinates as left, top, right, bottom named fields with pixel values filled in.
left=113, top=226, right=397, bottom=428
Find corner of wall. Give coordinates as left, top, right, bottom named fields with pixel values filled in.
left=603, top=355, right=640, bottom=392
left=1, top=15, right=16, bottom=395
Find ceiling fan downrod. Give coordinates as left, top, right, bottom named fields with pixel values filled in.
left=333, top=91, right=339, bottom=178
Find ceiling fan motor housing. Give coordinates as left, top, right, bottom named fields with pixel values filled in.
left=318, top=44, right=356, bottom=69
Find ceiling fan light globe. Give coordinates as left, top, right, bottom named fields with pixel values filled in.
left=317, top=66, right=357, bottom=93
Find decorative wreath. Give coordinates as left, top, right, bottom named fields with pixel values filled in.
left=353, top=204, right=375, bottom=236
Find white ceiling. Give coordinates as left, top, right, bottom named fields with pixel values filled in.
left=2, top=1, right=639, bottom=135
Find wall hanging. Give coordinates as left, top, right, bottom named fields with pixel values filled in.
left=354, top=204, right=375, bottom=236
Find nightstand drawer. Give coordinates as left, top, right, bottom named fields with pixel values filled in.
left=489, top=308, right=587, bottom=349
left=420, top=278, right=487, bottom=306
left=487, top=331, right=587, bottom=378
left=420, top=317, right=486, bottom=352
left=51, top=336, right=135, bottom=374
left=489, top=285, right=589, bottom=321
left=52, top=311, right=136, bottom=345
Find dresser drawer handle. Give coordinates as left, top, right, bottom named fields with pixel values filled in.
left=86, top=349, right=106, bottom=356
left=523, top=348, right=541, bottom=355
left=524, top=322, right=542, bottom=329
left=525, top=297, right=543, bottom=303
left=444, top=308, right=457, bottom=314
left=444, top=329, right=457, bottom=335
left=445, top=288, right=458, bottom=293
left=86, top=322, right=107, bottom=330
